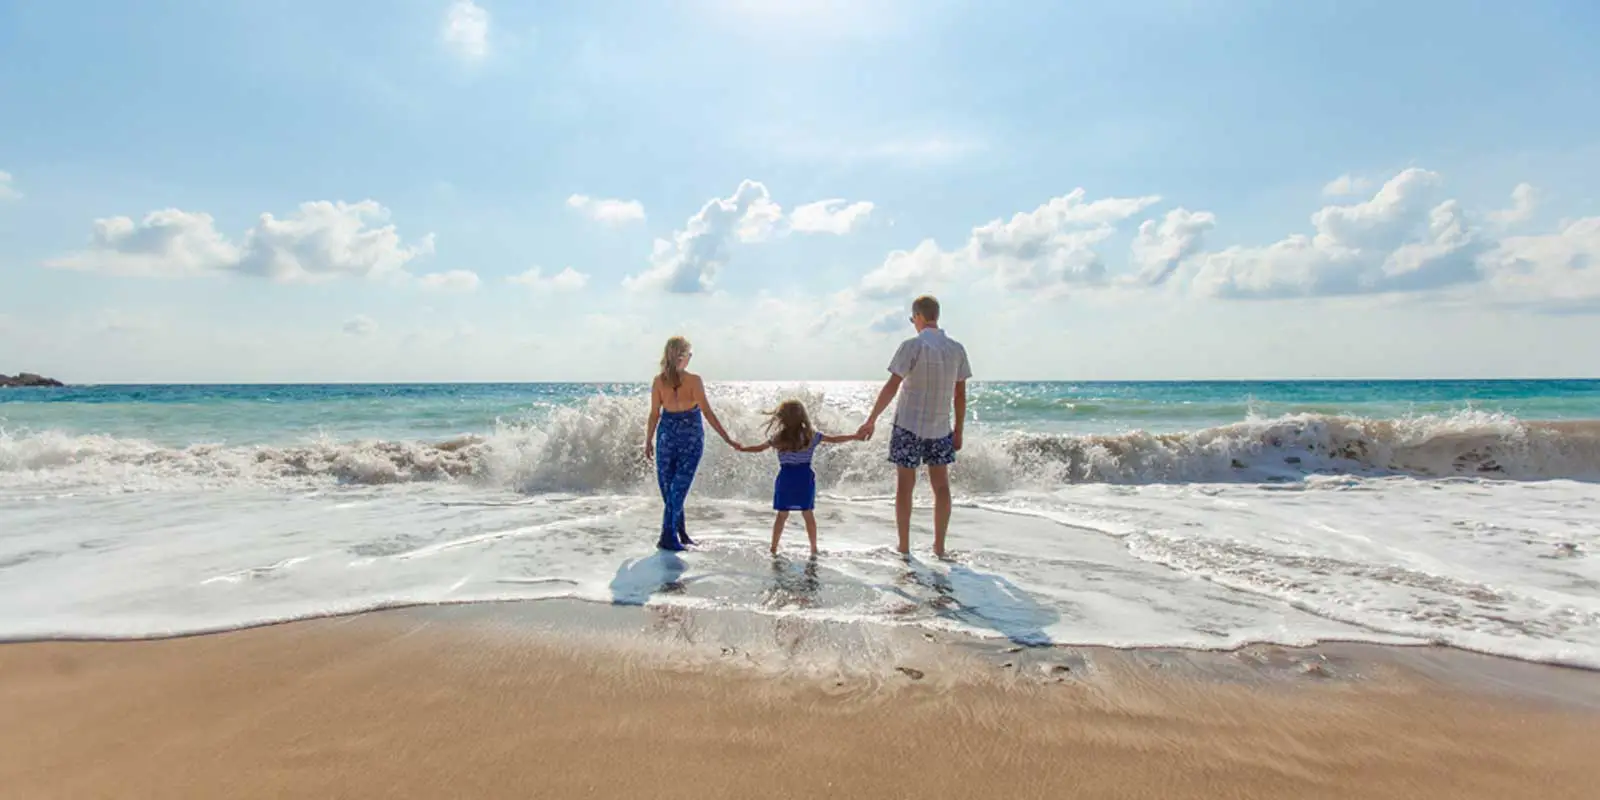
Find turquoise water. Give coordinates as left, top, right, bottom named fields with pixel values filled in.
left=3, top=380, right=1599, bottom=447
left=4, top=378, right=1599, bottom=666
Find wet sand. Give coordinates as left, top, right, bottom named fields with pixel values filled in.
left=2, top=605, right=1597, bottom=800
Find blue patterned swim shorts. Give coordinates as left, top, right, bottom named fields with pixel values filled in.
left=888, top=425, right=955, bottom=469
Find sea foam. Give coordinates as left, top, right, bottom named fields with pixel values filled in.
left=5, top=395, right=1600, bottom=493
left=2, top=391, right=1597, bottom=670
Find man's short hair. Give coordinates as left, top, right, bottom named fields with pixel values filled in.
left=911, top=295, right=940, bottom=323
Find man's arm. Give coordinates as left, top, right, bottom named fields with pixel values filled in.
left=952, top=345, right=972, bottom=450
left=952, top=379, right=967, bottom=450
left=857, top=374, right=903, bottom=440
left=859, top=340, right=914, bottom=439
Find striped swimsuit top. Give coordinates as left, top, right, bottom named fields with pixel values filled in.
left=775, top=432, right=824, bottom=467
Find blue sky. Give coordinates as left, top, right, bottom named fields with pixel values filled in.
left=2, top=0, right=1599, bottom=382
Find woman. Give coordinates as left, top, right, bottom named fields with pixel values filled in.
left=644, top=336, right=737, bottom=551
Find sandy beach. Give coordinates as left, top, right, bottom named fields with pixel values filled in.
left=2, top=605, right=1597, bottom=800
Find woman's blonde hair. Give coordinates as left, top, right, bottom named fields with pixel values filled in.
left=764, top=399, right=815, bottom=452
left=659, top=336, right=691, bottom=389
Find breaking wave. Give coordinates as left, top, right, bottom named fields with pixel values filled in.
left=4, top=394, right=1599, bottom=493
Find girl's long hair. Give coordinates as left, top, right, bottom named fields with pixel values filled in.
left=764, top=400, right=815, bottom=452
left=659, top=336, right=690, bottom=389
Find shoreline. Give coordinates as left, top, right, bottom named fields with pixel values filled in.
left=3, top=602, right=1598, bottom=799
left=6, top=597, right=1600, bottom=711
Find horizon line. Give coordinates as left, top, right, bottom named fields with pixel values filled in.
left=9, top=376, right=1600, bottom=387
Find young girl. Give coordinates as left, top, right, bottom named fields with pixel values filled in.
left=736, top=400, right=861, bottom=556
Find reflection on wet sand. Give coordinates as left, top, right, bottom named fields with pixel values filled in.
left=761, top=555, right=821, bottom=610
left=764, top=555, right=823, bottom=659
left=888, top=558, right=1059, bottom=647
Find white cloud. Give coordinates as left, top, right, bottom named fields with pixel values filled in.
left=343, top=315, right=377, bottom=337
left=738, top=193, right=785, bottom=243
left=417, top=269, right=481, bottom=292
left=858, top=240, right=958, bottom=299
left=507, top=266, right=589, bottom=292
left=1190, top=168, right=1485, bottom=299
left=1481, top=216, right=1600, bottom=310
left=1489, top=182, right=1537, bottom=226
left=46, top=209, right=241, bottom=278
left=1131, top=208, right=1217, bottom=286
left=857, top=189, right=1159, bottom=298
left=49, top=200, right=434, bottom=283
left=1323, top=174, right=1373, bottom=197
left=623, top=179, right=779, bottom=294
left=967, top=190, right=1160, bottom=291
left=566, top=194, right=646, bottom=225
left=442, top=0, right=490, bottom=60
left=235, top=201, right=435, bottom=283
left=617, top=181, right=876, bottom=293
left=0, top=170, right=19, bottom=201
left=790, top=199, right=875, bottom=234
left=868, top=308, right=906, bottom=333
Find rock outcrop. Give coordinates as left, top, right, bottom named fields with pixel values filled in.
left=0, top=372, right=65, bottom=387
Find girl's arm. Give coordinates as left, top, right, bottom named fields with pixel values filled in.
left=644, top=379, right=662, bottom=458
left=736, top=441, right=773, bottom=454
left=694, top=376, right=737, bottom=446
left=819, top=432, right=863, bottom=444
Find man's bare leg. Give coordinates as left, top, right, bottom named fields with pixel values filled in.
left=928, top=464, right=952, bottom=558
left=895, top=467, right=916, bottom=554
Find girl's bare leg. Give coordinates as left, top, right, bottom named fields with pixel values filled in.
left=801, top=510, right=818, bottom=556
left=770, top=511, right=789, bottom=555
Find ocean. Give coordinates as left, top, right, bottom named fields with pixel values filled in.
left=2, top=380, right=1598, bottom=668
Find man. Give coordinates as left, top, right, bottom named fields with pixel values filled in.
left=856, top=295, right=971, bottom=558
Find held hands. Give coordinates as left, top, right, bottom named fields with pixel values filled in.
left=855, top=419, right=877, bottom=441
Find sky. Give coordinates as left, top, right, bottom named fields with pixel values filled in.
left=2, top=0, right=1599, bottom=383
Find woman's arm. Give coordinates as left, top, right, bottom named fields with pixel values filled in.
left=694, top=376, right=737, bottom=446
left=644, top=378, right=662, bottom=458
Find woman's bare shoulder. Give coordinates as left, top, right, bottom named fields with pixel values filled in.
left=682, top=372, right=708, bottom=397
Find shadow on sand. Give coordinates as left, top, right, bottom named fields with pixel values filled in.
left=608, top=551, right=689, bottom=606
left=892, top=560, right=1059, bottom=647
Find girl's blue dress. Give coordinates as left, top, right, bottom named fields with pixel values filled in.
left=773, top=432, right=823, bottom=511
